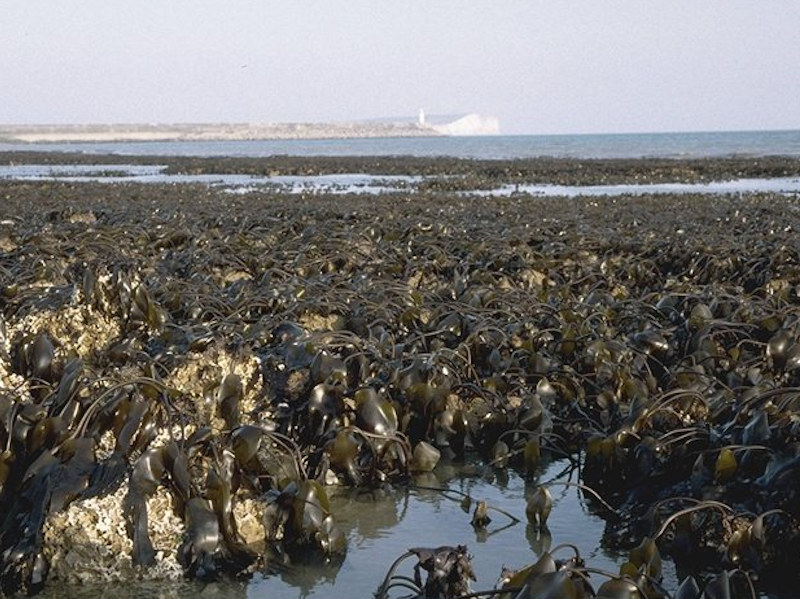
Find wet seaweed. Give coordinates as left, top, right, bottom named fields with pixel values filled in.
left=0, top=155, right=800, bottom=596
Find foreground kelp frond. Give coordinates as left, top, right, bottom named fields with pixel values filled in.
left=2, top=179, right=800, bottom=595
left=375, top=545, right=475, bottom=599
left=376, top=541, right=758, bottom=599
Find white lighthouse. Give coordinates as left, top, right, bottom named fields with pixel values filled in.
left=418, top=108, right=426, bottom=126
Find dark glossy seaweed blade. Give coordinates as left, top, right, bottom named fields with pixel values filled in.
left=48, top=437, right=95, bottom=511
left=0, top=453, right=57, bottom=595
left=124, top=448, right=165, bottom=567
left=217, top=373, right=242, bottom=430
left=178, top=497, right=223, bottom=580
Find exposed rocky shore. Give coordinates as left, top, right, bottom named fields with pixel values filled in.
left=1, top=155, right=800, bottom=598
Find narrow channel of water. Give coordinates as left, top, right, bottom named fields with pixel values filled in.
left=0, top=164, right=419, bottom=195
left=2, top=164, right=800, bottom=197
left=482, top=177, right=800, bottom=197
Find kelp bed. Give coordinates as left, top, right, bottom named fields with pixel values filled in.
left=1, top=165, right=800, bottom=598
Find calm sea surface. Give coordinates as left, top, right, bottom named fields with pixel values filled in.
left=2, top=129, right=800, bottom=159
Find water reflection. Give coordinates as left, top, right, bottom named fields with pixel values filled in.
left=330, top=486, right=407, bottom=544
left=263, top=559, right=343, bottom=599
left=38, top=579, right=248, bottom=599
left=526, top=524, right=553, bottom=555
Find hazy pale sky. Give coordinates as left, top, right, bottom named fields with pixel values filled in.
left=3, top=1, right=799, bottom=134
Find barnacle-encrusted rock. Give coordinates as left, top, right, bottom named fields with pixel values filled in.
left=43, top=482, right=184, bottom=583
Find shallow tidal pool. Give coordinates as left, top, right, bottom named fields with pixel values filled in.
left=38, top=459, right=682, bottom=599
left=258, top=459, right=679, bottom=598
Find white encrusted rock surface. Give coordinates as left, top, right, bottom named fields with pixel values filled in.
left=43, top=479, right=184, bottom=583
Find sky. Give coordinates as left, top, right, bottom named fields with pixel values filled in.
left=2, top=1, right=799, bottom=135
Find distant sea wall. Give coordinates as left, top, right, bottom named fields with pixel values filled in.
left=0, top=114, right=499, bottom=143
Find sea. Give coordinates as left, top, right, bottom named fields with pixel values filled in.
left=1, top=129, right=800, bottom=159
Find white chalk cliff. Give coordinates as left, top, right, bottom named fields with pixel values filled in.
left=430, top=113, right=501, bottom=136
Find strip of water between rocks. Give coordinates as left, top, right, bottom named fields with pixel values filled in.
left=2, top=163, right=799, bottom=197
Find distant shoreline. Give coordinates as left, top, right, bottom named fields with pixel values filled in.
left=0, top=122, right=439, bottom=143
left=0, top=114, right=500, bottom=143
